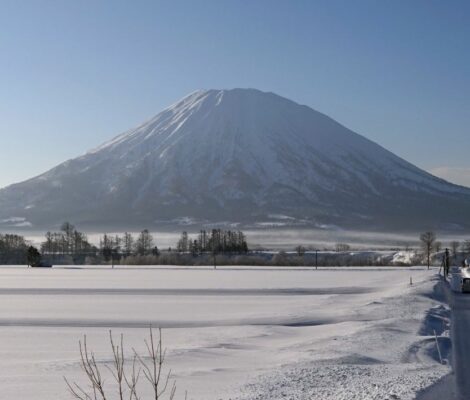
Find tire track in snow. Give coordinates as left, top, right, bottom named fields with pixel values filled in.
left=0, top=287, right=376, bottom=296
left=0, top=315, right=377, bottom=329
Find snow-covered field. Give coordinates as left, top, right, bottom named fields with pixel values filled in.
left=0, top=266, right=451, bottom=399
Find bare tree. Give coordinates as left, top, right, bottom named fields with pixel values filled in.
left=295, top=245, right=306, bottom=257
left=420, top=231, right=436, bottom=270
left=123, top=232, right=135, bottom=257
left=450, top=241, right=460, bottom=260
left=64, top=328, right=185, bottom=400
left=463, top=240, right=470, bottom=256
left=335, top=243, right=351, bottom=252
left=136, top=230, right=154, bottom=256
left=176, top=232, right=189, bottom=253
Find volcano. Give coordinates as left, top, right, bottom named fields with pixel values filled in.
left=1, top=88, right=470, bottom=231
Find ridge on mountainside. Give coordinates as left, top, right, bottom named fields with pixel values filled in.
left=1, top=88, right=470, bottom=231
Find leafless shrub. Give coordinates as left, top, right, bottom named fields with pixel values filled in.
left=295, top=245, right=306, bottom=257
left=64, top=327, right=186, bottom=400
left=335, top=243, right=351, bottom=252
left=121, top=255, right=160, bottom=265
left=272, top=251, right=288, bottom=266
left=232, top=255, right=267, bottom=266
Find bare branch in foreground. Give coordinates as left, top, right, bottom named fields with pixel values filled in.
left=65, top=328, right=182, bottom=400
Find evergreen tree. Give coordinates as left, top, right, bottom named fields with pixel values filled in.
left=27, top=246, right=41, bottom=267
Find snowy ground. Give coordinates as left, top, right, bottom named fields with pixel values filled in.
left=0, top=266, right=451, bottom=399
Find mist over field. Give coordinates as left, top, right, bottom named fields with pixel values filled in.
left=14, top=228, right=468, bottom=251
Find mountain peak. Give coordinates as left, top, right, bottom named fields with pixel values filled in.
left=1, top=89, right=470, bottom=231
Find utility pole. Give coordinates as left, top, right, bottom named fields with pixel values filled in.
left=111, top=247, right=117, bottom=269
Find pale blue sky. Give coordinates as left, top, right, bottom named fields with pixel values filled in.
left=1, top=0, right=469, bottom=188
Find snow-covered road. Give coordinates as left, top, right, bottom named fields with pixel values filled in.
left=451, top=299, right=470, bottom=400
left=440, top=280, right=470, bottom=400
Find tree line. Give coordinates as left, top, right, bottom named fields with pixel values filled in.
left=40, top=223, right=160, bottom=263
left=176, top=229, right=248, bottom=255
left=41, top=222, right=96, bottom=263
left=2, top=223, right=470, bottom=267
left=0, top=233, right=29, bottom=264
left=0, top=223, right=250, bottom=265
left=99, top=229, right=160, bottom=261
left=419, top=231, right=470, bottom=269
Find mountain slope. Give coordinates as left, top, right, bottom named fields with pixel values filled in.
left=1, top=88, right=470, bottom=231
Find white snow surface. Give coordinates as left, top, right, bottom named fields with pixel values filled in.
left=0, top=266, right=450, bottom=399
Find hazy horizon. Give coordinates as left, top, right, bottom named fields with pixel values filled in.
left=13, top=227, right=470, bottom=252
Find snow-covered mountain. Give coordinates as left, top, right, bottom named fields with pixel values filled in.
left=2, top=88, right=470, bottom=231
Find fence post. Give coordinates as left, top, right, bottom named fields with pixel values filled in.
left=434, top=329, right=443, bottom=364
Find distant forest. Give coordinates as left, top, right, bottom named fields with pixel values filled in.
left=1, top=222, right=468, bottom=266
left=0, top=222, right=249, bottom=265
